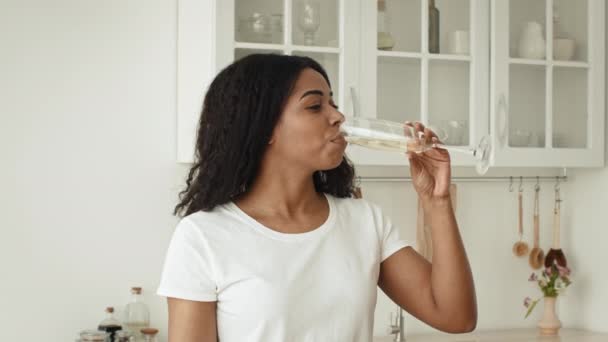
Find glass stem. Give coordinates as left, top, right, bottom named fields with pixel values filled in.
left=433, top=143, right=475, bottom=156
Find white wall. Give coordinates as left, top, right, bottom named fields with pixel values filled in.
left=0, top=0, right=603, bottom=341
left=556, top=3, right=608, bottom=330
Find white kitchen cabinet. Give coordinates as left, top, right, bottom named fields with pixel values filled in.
left=176, top=0, right=605, bottom=169
left=491, top=0, right=605, bottom=167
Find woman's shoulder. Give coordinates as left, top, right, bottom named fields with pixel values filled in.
left=326, top=193, right=382, bottom=216
left=173, top=203, right=239, bottom=239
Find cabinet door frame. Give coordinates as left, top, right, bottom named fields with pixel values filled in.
left=354, top=0, right=490, bottom=168
left=490, top=0, right=605, bottom=167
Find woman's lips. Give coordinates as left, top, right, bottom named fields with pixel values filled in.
left=331, top=134, right=347, bottom=144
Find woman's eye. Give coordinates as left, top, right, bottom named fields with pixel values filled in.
left=308, top=105, right=322, bottom=111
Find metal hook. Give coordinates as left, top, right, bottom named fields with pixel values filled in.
left=509, top=176, right=514, bottom=192
left=518, top=176, right=523, bottom=192
left=535, top=176, right=540, bottom=192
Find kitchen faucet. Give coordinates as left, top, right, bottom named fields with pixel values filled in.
left=387, top=307, right=406, bottom=341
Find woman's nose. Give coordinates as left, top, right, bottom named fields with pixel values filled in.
left=330, top=108, right=345, bottom=125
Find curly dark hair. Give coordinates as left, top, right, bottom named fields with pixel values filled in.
left=174, top=53, right=357, bottom=217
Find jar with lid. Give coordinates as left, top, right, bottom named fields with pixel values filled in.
left=140, top=328, right=159, bottom=342
left=98, top=306, right=122, bottom=340
left=123, top=287, right=150, bottom=340
left=77, top=329, right=110, bottom=342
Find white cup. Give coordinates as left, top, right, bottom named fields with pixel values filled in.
left=448, top=30, right=469, bottom=55
left=553, top=38, right=576, bottom=60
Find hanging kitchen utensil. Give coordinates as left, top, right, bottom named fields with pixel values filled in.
left=545, top=184, right=567, bottom=267
left=513, top=187, right=529, bottom=257
left=529, top=182, right=545, bottom=269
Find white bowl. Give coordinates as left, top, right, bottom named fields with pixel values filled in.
left=553, top=38, right=576, bottom=60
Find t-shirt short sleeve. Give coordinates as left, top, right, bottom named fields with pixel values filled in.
left=371, top=203, right=411, bottom=262
left=156, top=217, right=218, bottom=302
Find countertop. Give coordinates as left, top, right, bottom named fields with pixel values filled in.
left=373, top=328, right=608, bottom=342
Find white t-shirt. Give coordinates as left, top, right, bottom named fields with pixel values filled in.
left=157, top=193, right=410, bottom=341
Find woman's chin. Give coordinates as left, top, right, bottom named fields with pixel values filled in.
left=319, top=154, right=345, bottom=171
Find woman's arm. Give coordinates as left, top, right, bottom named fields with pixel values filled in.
left=378, top=122, right=477, bottom=333
left=378, top=197, right=477, bottom=333
left=168, top=297, right=218, bottom=342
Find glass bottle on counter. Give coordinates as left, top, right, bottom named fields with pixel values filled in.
left=77, top=330, right=109, bottom=342
left=114, top=330, right=135, bottom=342
left=141, top=328, right=159, bottom=342
left=98, top=306, right=122, bottom=341
left=123, top=287, right=150, bottom=340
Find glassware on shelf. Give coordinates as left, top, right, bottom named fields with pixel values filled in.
left=440, top=119, right=468, bottom=145
left=140, top=328, right=159, bottom=342
left=123, top=287, right=150, bottom=341
left=428, top=0, right=440, bottom=53
left=340, top=116, right=492, bottom=175
left=97, top=307, right=122, bottom=341
left=297, top=0, right=321, bottom=45
left=552, top=5, right=576, bottom=60
left=237, top=13, right=272, bottom=43
left=271, top=13, right=284, bottom=44
left=377, top=0, right=395, bottom=50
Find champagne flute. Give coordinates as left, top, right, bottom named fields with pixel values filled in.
left=340, top=116, right=493, bottom=175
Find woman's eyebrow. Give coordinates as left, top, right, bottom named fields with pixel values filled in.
left=300, top=89, right=334, bottom=100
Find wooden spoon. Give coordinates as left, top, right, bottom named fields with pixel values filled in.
left=529, top=186, right=545, bottom=269
left=545, top=188, right=567, bottom=267
left=512, top=189, right=529, bottom=257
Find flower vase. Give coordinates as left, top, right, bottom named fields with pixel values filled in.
left=537, top=296, right=561, bottom=336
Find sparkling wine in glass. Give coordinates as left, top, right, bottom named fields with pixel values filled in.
left=340, top=116, right=493, bottom=175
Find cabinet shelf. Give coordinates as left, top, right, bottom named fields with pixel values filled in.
left=233, top=42, right=342, bottom=55
left=509, top=58, right=589, bottom=69
left=377, top=50, right=472, bottom=62
left=233, top=42, right=284, bottom=51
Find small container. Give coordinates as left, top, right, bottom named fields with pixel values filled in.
left=141, top=328, right=159, bottom=342
left=78, top=330, right=110, bottom=341
left=115, top=330, right=135, bottom=342
left=98, top=307, right=122, bottom=341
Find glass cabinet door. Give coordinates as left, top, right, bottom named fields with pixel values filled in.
left=492, top=0, right=604, bottom=167
left=357, top=0, right=488, bottom=166
left=220, top=0, right=356, bottom=115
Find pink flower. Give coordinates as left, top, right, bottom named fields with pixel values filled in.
left=557, top=264, right=571, bottom=277
left=544, top=267, right=553, bottom=277
left=529, top=273, right=538, bottom=282
left=524, top=297, right=532, bottom=308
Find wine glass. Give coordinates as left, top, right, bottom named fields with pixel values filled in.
left=340, top=116, right=493, bottom=175
left=297, top=0, right=321, bottom=45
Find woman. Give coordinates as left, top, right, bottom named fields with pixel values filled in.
left=157, top=54, right=477, bottom=341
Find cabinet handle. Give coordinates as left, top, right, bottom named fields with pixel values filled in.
left=497, top=93, right=508, bottom=147
left=350, top=86, right=360, bottom=117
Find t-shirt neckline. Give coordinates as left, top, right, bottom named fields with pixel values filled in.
left=227, top=193, right=336, bottom=242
